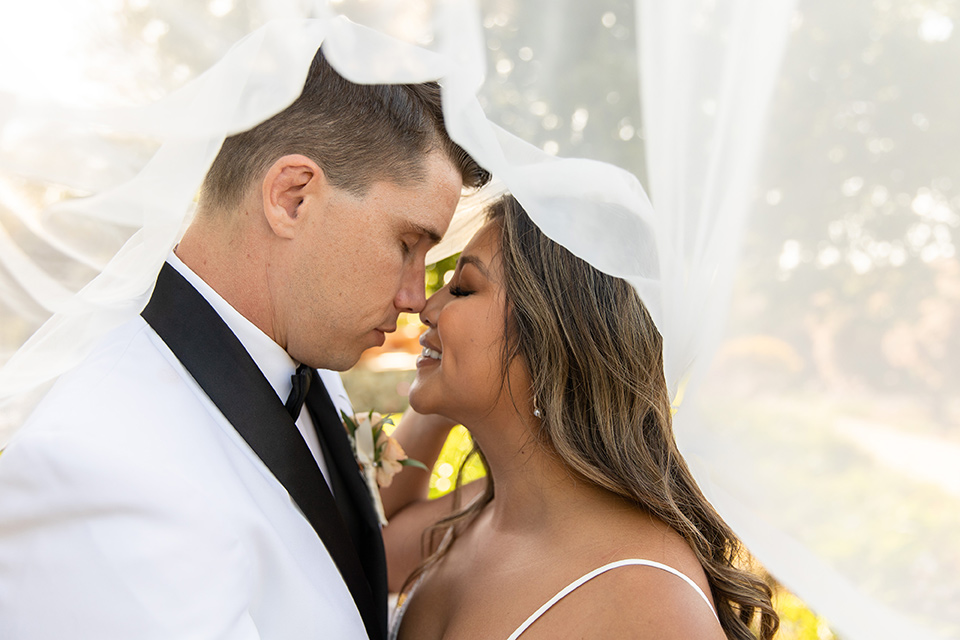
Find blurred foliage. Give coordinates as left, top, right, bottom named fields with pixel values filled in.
left=426, top=426, right=487, bottom=500
left=694, top=391, right=960, bottom=635
left=774, top=589, right=839, bottom=640
left=476, top=0, right=646, bottom=183
left=339, top=369, right=414, bottom=415
left=733, top=0, right=960, bottom=412
left=425, top=254, right=459, bottom=296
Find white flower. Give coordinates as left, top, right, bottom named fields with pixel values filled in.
left=341, top=410, right=427, bottom=526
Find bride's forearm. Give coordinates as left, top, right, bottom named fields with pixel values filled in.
left=381, top=407, right=493, bottom=592
left=380, top=406, right=455, bottom=520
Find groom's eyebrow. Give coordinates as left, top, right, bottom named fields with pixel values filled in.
left=403, top=221, right=443, bottom=246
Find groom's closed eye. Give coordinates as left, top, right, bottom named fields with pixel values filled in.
left=400, top=235, right=418, bottom=256
left=400, top=222, right=443, bottom=247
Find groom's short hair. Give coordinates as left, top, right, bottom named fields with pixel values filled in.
left=198, top=47, right=489, bottom=213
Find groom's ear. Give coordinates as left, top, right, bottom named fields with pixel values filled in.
left=261, top=154, right=326, bottom=239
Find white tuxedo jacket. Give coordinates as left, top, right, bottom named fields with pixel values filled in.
left=0, top=265, right=385, bottom=639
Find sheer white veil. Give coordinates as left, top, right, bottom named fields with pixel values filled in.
left=1, top=1, right=957, bottom=638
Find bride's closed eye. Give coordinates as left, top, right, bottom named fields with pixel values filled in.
left=449, top=283, right=472, bottom=297
left=448, top=269, right=475, bottom=297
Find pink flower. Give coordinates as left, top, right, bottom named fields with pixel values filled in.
left=375, top=431, right=408, bottom=488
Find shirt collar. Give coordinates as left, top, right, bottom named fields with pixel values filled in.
left=166, top=251, right=296, bottom=403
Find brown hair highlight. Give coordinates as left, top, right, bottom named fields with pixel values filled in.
left=198, top=47, right=489, bottom=214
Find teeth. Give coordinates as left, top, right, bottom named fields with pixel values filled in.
left=421, top=347, right=442, bottom=361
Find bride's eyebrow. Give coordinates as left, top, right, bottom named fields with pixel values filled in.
left=457, top=255, right=490, bottom=279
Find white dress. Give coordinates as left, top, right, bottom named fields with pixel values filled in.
left=389, top=558, right=718, bottom=639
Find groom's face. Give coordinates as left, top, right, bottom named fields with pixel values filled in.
left=284, top=152, right=463, bottom=371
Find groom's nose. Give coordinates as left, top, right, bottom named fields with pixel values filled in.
left=394, top=263, right=427, bottom=314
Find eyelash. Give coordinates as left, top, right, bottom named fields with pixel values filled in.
left=449, top=284, right=472, bottom=297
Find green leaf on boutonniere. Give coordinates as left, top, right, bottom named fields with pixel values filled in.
left=340, top=410, right=358, bottom=440
left=400, top=458, right=430, bottom=472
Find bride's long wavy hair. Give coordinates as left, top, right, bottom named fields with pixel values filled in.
left=404, top=195, right=778, bottom=639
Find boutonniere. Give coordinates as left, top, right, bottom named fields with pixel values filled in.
left=340, top=410, right=428, bottom=525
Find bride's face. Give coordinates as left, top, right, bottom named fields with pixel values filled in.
left=408, top=221, right=525, bottom=423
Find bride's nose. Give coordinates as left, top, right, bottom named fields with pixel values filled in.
left=419, top=288, right=443, bottom=328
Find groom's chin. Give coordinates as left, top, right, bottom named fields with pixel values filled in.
left=298, top=347, right=363, bottom=373
left=328, top=351, right=364, bottom=372
left=300, top=331, right=386, bottom=372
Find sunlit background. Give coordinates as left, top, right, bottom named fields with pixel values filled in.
left=1, top=1, right=958, bottom=638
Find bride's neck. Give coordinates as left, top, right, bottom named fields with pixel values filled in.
left=469, top=413, right=624, bottom=534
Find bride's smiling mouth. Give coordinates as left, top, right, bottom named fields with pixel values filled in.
left=420, top=347, right=442, bottom=360
left=417, top=334, right=442, bottom=367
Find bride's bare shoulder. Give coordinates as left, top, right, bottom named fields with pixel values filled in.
left=536, top=503, right=726, bottom=638
left=600, top=565, right=725, bottom=638
left=518, top=559, right=726, bottom=639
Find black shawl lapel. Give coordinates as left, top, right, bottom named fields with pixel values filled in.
left=305, top=375, right=389, bottom=630
left=141, top=263, right=384, bottom=640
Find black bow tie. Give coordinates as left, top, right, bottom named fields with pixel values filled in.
left=285, top=363, right=312, bottom=419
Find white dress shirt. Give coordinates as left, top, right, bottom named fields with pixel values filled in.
left=167, top=251, right=335, bottom=489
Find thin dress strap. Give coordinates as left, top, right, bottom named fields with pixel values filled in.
left=506, top=559, right=718, bottom=640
